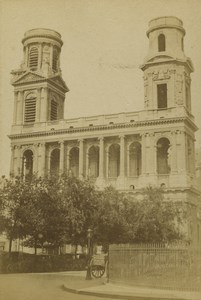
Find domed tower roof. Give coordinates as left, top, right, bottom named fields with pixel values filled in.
left=146, top=16, right=185, bottom=37
left=22, top=28, right=63, bottom=47
left=142, top=16, right=193, bottom=72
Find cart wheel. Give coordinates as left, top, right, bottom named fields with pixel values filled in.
left=91, top=265, right=105, bottom=278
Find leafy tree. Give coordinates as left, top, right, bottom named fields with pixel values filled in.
left=124, top=186, right=186, bottom=243
left=93, top=186, right=132, bottom=250
left=0, top=177, right=32, bottom=252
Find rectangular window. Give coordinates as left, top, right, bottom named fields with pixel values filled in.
left=157, top=84, right=167, bottom=109
left=50, top=100, right=58, bottom=120
left=24, top=98, right=36, bottom=123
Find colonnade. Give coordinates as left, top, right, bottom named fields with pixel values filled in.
left=10, top=131, right=195, bottom=186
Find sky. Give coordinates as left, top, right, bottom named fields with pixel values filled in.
left=0, top=0, right=201, bottom=176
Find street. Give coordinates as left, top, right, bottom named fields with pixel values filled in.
left=0, top=272, right=111, bottom=300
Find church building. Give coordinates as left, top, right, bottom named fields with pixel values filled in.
left=9, top=17, right=201, bottom=245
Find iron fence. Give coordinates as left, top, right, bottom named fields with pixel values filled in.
left=109, top=243, right=201, bottom=291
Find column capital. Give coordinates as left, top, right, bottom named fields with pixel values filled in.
left=98, top=136, right=104, bottom=141
left=119, top=134, right=125, bottom=139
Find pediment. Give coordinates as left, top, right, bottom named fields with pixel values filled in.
left=12, top=72, right=46, bottom=85
left=147, top=54, right=174, bottom=63
left=48, top=75, right=69, bottom=92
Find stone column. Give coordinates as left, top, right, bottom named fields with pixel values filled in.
left=40, top=87, right=47, bottom=122
left=66, top=146, right=70, bottom=173
left=38, top=142, right=46, bottom=177
left=176, top=131, right=187, bottom=172
left=86, top=147, right=89, bottom=177
left=19, top=146, right=23, bottom=178
left=150, top=133, right=156, bottom=174
left=16, top=91, right=24, bottom=125
left=36, top=89, right=41, bottom=122
left=126, top=146, right=130, bottom=177
left=119, top=135, right=125, bottom=177
left=13, top=92, right=18, bottom=124
left=38, top=44, right=42, bottom=69
left=47, top=148, right=51, bottom=175
left=25, top=46, right=28, bottom=67
left=141, top=134, right=146, bottom=174
left=50, top=45, right=53, bottom=70
left=170, top=131, right=177, bottom=173
left=105, top=147, right=109, bottom=178
left=59, top=141, right=64, bottom=174
left=79, top=139, right=84, bottom=178
left=10, top=145, right=15, bottom=177
left=33, top=144, right=39, bottom=175
left=98, top=137, right=104, bottom=178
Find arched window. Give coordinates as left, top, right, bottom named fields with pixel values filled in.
left=108, top=144, right=120, bottom=178
left=24, top=93, right=36, bottom=123
left=129, top=142, right=142, bottom=176
left=69, top=147, right=79, bottom=177
left=50, top=148, right=60, bottom=175
left=158, top=34, right=166, bottom=52
left=52, top=48, right=58, bottom=72
left=88, top=146, right=99, bottom=178
left=29, top=47, right=38, bottom=70
left=50, top=99, right=58, bottom=120
left=22, top=149, right=33, bottom=181
left=157, top=138, right=171, bottom=174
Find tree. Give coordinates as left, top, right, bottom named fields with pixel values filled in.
left=93, top=186, right=132, bottom=250
left=0, top=177, right=32, bottom=252
left=93, top=185, right=186, bottom=249
left=125, top=186, right=186, bottom=243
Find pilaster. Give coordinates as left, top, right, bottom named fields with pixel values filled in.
left=79, top=139, right=84, bottom=179
left=59, top=140, right=64, bottom=174
left=38, top=142, right=46, bottom=177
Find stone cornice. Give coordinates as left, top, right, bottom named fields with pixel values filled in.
left=9, top=116, right=193, bottom=140
left=22, top=33, right=63, bottom=46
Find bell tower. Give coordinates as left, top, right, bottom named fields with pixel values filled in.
left=11, top=28, right=69, bottom=127
left=140, top=16, right=193, bottom=112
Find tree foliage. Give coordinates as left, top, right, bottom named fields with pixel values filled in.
left=0, top=175, right=186, bottom=253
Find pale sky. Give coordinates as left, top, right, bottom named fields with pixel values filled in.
left=0, top=0, right=201, bottom=176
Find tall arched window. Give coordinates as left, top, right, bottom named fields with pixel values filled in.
left=52, top=48, right=58, bottom=72
left=50, top=148, right=60, bottom=175
left=22, top=149, right=33, bottom=181
left=69, top=147, right=79, bottom=177
left=157, top=138, right=171, bottom=174
left=158, top=34, right=166, bottom=52
left=108, top=144, right=120, bottom=178
left=129, top=142, right=142, bottom=176
left=24, top=93, right=36, bottom=123
left=29, top=47, right=38, bottom=70
left=88, top=146, right=99, bottom=178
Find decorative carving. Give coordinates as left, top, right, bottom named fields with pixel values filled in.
left=153, top=69, right=171, bottom=81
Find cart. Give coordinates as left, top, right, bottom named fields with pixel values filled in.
left=90, top=253, right=108, bottom=278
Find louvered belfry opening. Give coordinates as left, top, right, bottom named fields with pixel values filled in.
left=29, top=47, right=38, bottom=70
left=24, top=93, right=36, bottom=123
left=50, top=99, right=58, bottom=120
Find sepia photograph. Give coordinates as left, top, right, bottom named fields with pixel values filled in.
left=0, top=0, right=201, bottom=299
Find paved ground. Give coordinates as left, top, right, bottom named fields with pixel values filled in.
left=1, top=271, right=200, bottom=300
left=0, top=271, right=110, bottom=300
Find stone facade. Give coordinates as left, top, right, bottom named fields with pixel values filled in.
left=9, top=17, right=201, bottom=245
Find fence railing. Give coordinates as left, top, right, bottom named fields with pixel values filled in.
left=109, top=243, right=201, bottom=291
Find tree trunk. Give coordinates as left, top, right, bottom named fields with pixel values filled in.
left=34, top=239, right=37, bottom=255
left=9, top=236, right=12, bottom=254
left=74, top=244, right=78, bottom=259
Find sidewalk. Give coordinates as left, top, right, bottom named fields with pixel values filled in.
left=61, top=272, right=201, bottom=300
